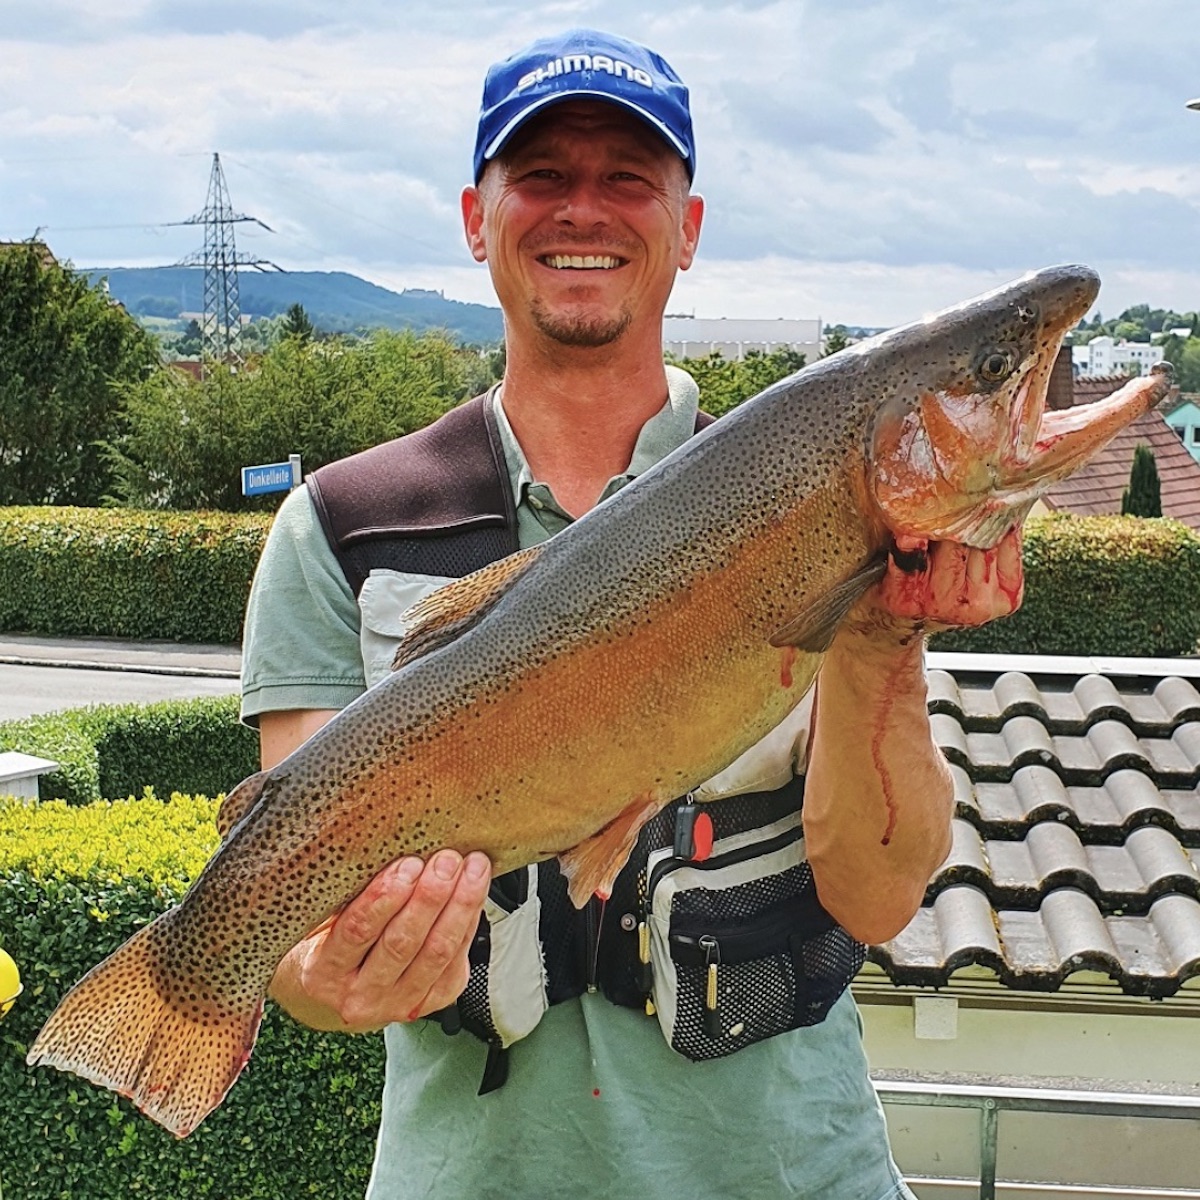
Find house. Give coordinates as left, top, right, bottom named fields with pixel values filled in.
left=1072, top=336, right=1165, bottom=378
left=856, top=652, right=1200, bottom=1195
left=0, top=240, right=57, bottom=268
left=1164, top=397, right=1200, bottom=466
left=662, top=315, right=822, bottom=362
left=1037, top=375, right=1200, bottom=532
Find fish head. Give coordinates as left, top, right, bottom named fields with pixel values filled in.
left=864, top=265, right=1173, bottom=548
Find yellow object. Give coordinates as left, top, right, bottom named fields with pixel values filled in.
left=0, top=947, right=21, bottom=1019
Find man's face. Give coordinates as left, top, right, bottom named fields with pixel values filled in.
left=462, top=102, right=703, bottom=351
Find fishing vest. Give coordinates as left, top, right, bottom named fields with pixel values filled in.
left=307, top=389, right=865, bottom=1091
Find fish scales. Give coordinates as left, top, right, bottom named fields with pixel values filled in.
left=28, top=265, right=1174, bottom=1137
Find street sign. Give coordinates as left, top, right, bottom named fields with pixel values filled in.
left=241, top=454, right=301, bottom=496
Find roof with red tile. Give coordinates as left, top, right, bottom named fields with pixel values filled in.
left=1040, top=376, right=1200, bottom=530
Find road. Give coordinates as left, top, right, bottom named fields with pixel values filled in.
left=0, top=636, right=241, bottom=722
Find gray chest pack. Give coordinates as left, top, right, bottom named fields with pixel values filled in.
left=307, top=391, right=864, bottom=1092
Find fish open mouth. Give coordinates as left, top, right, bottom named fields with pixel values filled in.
left=870, top=266, right=1175, bottom=548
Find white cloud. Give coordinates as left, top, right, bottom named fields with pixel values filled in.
left=1, top=0, right=1198, bottom=325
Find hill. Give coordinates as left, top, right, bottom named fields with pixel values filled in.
left=85, top=266, right=504, bottom=344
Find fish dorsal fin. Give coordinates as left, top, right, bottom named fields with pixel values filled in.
left=769, top=557, right=888, bottom=653
left=392, top=543, right=544, bottom=671
left=216, top=770, right=268, bottom=841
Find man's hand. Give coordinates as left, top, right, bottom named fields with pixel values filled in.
left=270, top=849, right=492, bottom=1033
left=845, top=526, right=1025, bottom=643
left=803, top=527, right=1024, bottom=943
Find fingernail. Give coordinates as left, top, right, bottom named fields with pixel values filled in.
left=433, top=851, right=462, bottom=880
left=396, top=858, right=423, bottom=887
left=465, top=854, right=490, bottom=882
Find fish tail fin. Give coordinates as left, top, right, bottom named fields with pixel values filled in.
left=26, top=917, right=262, bottom=1138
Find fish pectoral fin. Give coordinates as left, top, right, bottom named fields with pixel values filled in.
left=392, top=544, right=544, bottom=671
left=769, top=557, right=888, bottom=653
left=216, top=771, right=268, bottom=841
left=557, top=795, right=662, bottom=908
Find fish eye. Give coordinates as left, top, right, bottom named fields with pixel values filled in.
left=978, top=349, right=1016, bottom=383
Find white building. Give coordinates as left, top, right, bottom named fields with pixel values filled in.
left=663, top=316, right=823, bottom=362
left=1071, top=335, right=1164, bottom=377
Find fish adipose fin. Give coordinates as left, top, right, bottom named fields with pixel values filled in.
left=392, top=544, right=544, bottom=671
left=26, top=916, right=262, bottom=1138
left=216, top=770, right=268, bottom=840
left=769, top=558, right=888, bottom=653
left=557, top=795, right=661, bottom=908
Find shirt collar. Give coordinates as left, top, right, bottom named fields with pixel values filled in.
left=492, top=365, right=700, bottom=513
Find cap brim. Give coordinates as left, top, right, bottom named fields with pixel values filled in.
left=483, top=90, right=690, bottom=166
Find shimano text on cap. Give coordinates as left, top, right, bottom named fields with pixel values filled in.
left=473, top=29, right=695, bottom=183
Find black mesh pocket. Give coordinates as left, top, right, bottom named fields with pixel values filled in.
left=648, top=831, right=864, bottom=1061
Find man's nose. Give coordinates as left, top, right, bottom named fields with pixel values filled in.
left=554, top=177, right=611, bottom=225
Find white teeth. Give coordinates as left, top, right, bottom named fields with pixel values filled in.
left=545, top=254, right=619, bottom=269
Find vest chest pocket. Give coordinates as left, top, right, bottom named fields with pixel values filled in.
left=358, top=569, right=455, bottom=688
left=646, top=813, right=865, bottom=1061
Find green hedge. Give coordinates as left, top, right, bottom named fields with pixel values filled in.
left=931, top=514, right=1200, bottom=656
left=0, top=696, right=259, bottom=806
left=0, top=793, right=384, bottom=1198
left=2, top=507, right=1199, bottom=658
left=0, top=507, right=269, bottom=643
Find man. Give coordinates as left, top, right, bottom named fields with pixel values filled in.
left=241, top=29, right=1021, bottom=1199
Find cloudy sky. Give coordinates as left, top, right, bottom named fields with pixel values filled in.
left=3, top=0, right=1199, bottom=327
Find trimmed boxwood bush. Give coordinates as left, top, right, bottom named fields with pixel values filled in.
left=932, top=514, right=1200, bottom=657
left=1, top=506, right=1198, bottom=657
left=0, top=696, right=259, bottom=806
left=0, top=506, right=269, bottom=643
left=0, top=792, right=385, bottom=1198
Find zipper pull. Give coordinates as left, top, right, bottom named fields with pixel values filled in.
left=674, top=794, right=714, bottom=861
left=700, top=933, right=721, bottom=1039
left=638, top=919, right=654, bottom=1006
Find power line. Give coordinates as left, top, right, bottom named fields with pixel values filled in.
left=170, top=153, right=282, bottom=369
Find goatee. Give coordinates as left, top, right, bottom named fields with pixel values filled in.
left=530, top=302, right=632, bottom=348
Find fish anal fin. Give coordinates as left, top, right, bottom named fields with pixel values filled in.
left=26, top=916, right=263, bottom=1138
left=558, top=795, right=661, bottom=908
left=769, top=557, right=888, bottom=652
left=392, top=544, right=544, bottom=671
left=216, top=771, right=268, bottom=841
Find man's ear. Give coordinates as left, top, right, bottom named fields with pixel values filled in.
left=462, top=186, right=488, bottom=263
left=679, top=194, right=704, bottom=271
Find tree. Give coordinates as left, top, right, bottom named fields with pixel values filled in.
left=1163, top=336, right=1200, bottom=393
left=822, top=326, right=851, bottom=356
left=108, top=328, right=503, bottom=510
left=0, top=244, right=160, bottom=504
left=1121, top=443, right=1162, bottom=518
left=666, top=346, right=808, bottom=419
left=280, top=303, right=316, bottom=344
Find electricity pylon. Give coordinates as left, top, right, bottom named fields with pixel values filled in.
left=172, top=153, right=281, bottom=369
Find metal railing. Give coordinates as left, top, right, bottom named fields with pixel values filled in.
left=875, top=1079, right=1200, bottom=1200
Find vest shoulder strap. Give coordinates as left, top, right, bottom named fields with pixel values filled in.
left=308, top=392, right=717, bottom=595
left=307, top=391, right=519, bottom=594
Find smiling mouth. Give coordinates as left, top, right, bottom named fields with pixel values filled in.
left=539, top=254, right=625, bottom=270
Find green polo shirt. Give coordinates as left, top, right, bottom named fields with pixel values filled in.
left=239, top=367, right=911, bottom=1200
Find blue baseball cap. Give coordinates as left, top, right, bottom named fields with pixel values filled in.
left=473, top=29, right=695, bottom=184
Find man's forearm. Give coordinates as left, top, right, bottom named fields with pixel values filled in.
left=802, top=628, right=952, bottom=945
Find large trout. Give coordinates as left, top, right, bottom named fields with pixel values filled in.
left=28, top=265, right=1172, bottom=1136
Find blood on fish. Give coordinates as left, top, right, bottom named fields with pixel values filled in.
left=872, top=671, right=901, bottom=847
left=780, top=646, right=796, bottom=689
